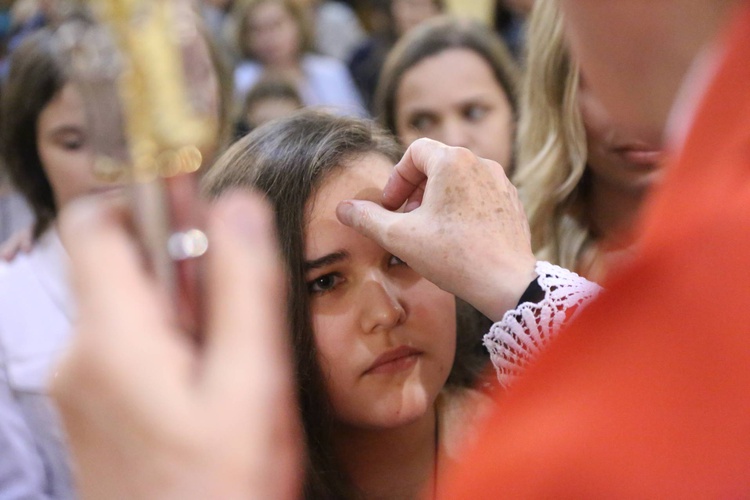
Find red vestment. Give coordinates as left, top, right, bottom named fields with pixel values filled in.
left=440, top=3, right=750, bottom=497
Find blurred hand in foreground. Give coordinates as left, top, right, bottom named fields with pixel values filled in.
left=337, top=138, right=536, bottom=321
left=51, top=192, right=301, bottom=500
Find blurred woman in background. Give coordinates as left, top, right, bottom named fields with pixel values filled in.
left=376, top=15, right=519, bottom=173
left=232, top=0, right=365, bottom=116
left=0, top=13, right=226, bottom=497
left=513, top=0, right=662, bottom=280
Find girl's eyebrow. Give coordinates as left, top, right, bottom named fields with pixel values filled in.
left=304, top=251, right=349, bottom=271
left=49, top=125, right=84, bottom=137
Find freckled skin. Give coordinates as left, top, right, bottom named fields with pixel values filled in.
left=360, top=140, right=536, bottom=321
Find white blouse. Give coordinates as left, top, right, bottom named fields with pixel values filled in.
left=0, top=229, right=75, bottom=499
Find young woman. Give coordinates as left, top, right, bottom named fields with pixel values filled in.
left=514, top=0, right=663, bottom=280
left=0, top=15, right=226, bottom=497
left=232, top=0, right=365, bottom=117
left=202, top=110, right=492, bottom=498
left=375, top=16, right=519, bottom=174
left=0, top=20, right=116, bottom=498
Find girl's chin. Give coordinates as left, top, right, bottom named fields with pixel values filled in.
left=90, top=185, right=126, bottom=197
left=360, top=398, right=437, bottom=430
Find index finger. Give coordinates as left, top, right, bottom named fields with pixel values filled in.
left=382, top=138, right=447, bottom=210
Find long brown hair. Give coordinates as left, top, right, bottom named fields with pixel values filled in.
left=202, top=110, right=484, bottom=497
left=1, top=23, right=70, bottom=238
left=375, top=15, right=520, bottom=147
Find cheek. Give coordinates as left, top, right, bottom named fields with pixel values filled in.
left=393, top=95, right=415, bottom=143
left=485, top=113, right=514, bottom=163
left=397, top=124, right=421, bottom=146
left=311, top=313, right=364, bottom=421
left=311, top=313, right=344, bottom=364
left=409, top=283, right=457, bottom=355
left=280, top=21, right=300, bottom=49
left=38, top=147, right=73, bottom=191
left=249, top=30, right=270, bottom=53
left=579, top=99, right=603, bottom=140
left=311, top=308, right=359, bottom=381
left=416, top=289, right=457, bottom=390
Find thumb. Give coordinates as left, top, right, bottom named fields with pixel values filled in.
left=336, top=199, right=404, bottom=250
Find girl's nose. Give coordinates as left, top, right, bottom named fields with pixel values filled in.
left=359, top=276, right=406, bottom=334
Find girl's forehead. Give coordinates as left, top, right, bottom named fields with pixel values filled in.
left=307, top=156, right=394, bottom=218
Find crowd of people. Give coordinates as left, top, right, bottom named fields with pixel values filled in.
left=1, top=0, right=748, bottom=498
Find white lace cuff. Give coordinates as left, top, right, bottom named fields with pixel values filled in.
left=483, top=261, right=602, bottom=388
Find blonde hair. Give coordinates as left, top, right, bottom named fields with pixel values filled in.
left=513, top=0, right=589, bottom=270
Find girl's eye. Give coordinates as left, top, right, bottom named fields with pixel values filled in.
left=464, top=104, right=488, bottom=122
left=389, top=255, right=407, bottom=267
left=409, top=114, right=435, bottom=132
left=307, top=273, right=343, bottom=295
left=58, top=134, right=85, bottom=151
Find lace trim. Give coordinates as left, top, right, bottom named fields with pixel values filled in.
left=483, top=261, right=602, bottom=388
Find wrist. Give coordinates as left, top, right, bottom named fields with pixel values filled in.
left=516, top=275, right=545, bottom=306
left=473, top=257, right=538, bottom=322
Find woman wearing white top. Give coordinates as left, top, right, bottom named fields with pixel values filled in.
left=0, top=20, right=113, bottom=498
left=231, top=0, right=366, bottom=117
left=0, top=14, right=228, bottom=497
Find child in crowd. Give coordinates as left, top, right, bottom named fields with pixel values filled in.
left=234, top=77, right=303, bottom=138
left=232, top=0, right=365, bottom=117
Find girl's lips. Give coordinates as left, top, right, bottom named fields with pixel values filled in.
left=91, top=185, right=126, bottom=196
left=365, top=346, right=422, bottom=375
left=612, top=141, right=664, bottom=166
left=615, top=147, right=663, bottom=167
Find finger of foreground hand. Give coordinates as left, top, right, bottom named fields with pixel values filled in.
left=54, top=196, right=188, bottom=399
left=201, top=192, right=302, bottom=500
left=201, top=192, right=292, bottom=406
left=337, top=199, right=404, bottom=251
left=382, top=138, right=447, bottom=210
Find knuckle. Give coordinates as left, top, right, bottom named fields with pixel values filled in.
left=382, top=218, right=397, bottom=245
left=445, top=145, right=477, bottom=167
left=412, top=136, right=437, bottom=149
left=349, top=204, right=369, bottom=232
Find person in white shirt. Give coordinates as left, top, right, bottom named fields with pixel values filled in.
left=0, top=19, right=120, bottom=498
left=231, top=0, right=366, bottom=117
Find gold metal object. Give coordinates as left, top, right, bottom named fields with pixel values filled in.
left=76, top=0, right=215, bottom=336
left=87, top=0, right=217, bottom=180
